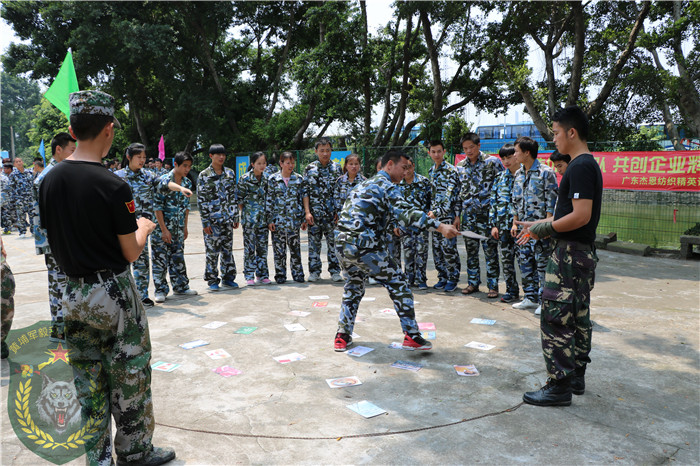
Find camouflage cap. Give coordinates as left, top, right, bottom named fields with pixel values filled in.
left=69, top=90, right=122, bottom=129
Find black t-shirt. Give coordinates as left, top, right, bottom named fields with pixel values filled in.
left=552, top=153, right=603, bottom=244
left=39, top=160, right=138, bottom=276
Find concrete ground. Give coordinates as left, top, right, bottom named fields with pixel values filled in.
left=2, top=211, right=699, bottom=465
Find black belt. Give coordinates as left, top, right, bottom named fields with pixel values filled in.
left=554, top=239, right=593, bottom=251
left=67, top=268, right=126, bottom=285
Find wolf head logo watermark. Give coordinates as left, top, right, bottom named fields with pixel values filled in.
left=6, top=321, right=105, bottom=465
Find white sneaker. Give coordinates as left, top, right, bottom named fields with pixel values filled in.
left=18, top=233, right=25, bottom=238
left=174, top=288, right=198, bottom=296
left=512, top=297, right=538, bottom=310
left=154, top=293, right=166, bottom=303
left=535, top=305, right=542, bottom=315
left=331, top=273, right=343, bottom=282
left=308, top=273, right=320, bottom=282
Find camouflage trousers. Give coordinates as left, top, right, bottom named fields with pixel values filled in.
left=15, top=199, right=31, bottom=234
left=203, top=223, right=236, bottom=285
left=308, top=219, right=340, bottom=276
left=462, top=216, right=499, bottom=290
left=387, top=231, right=402, bottom=269
left=151, top=238, right=189, bottom=295
left=518, top=238, right=553, bottom=303
left=271, top=230, right=304, bottom=283
left=242, top=225, right=269, bottom=280
left=335, top=239, right=418, bottom=336
left=1, top=203, right=16, bottom=232
left=431, top=230, right=460, bottom=283
left=1, top=261, right=15, bottom=343
left=44, top=252, right=67, bottom=339
left=62, top=269, right=155, bottom=465
left=540, top=240, right=597, bottom=381
left=131, top=239, right=151, bottom=301
left=402, top=230, right=429, bottom=285
left=496, top=230, right=519, bottom=296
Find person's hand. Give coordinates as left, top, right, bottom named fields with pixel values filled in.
left=437, top=223, right=459, bottom=239
left=305, top=212, right=315, bottom=226
left=510, top=224, right=519, bottom=238
left=453, top=217, right=461, bottom=229
left=203, top=226, right=213, bottom=235
left=491, top=226, right=499, bottom=240
left=268, top=223, right=276, bottom=232
left=162, top=228, right=172, bottom=244
left=137, top=216, right=157, bottom=235
left=428, top=211, right=436, bottom=219
left=393, top=227, right=402, bottom=237
left=301, top=222, right=307, bottom=231
left=514, top=220, right=535, bottom=245
left=184, top=226, right=188, bottom=240
left=180, top=186, right=192, bottom=197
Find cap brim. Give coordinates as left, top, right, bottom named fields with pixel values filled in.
left=113, top=116, right=122, bottom=129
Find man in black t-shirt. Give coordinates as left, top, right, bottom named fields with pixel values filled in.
left=515, top=106, right=602, bottom=407
left=40, top=91, right=176, bottom=466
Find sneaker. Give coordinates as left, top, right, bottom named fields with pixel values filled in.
left=402, top=332, right=432, bottom=351
left=331, top=273, right=343, bottom=282
left=367, top=277, right=378, bottom=285
left=444, top=281, right=458, bottom=292
left=276, top=278, right=287, bottom=284
left=2, top=230, right=11, bottom=235
left=500, top=292, right=519, bottom=303
left=433, top=279, right=447, bottom=290
left=246, top=279, right=256, bottom=286
left=308, top=272, right=320, bottom=282
left=141, top=298, right=155, bottom=308
left=174, top=288, right=198, bottom=296
left=221, top=280, right=239, bottom=289
left=417, top=282, right=428, bottom=290
left=18, top=233, right=25, bottom=238
left=117, top=446, right=176, bottom=466
left=154, top=293, right=166, bottom=303
left=256, top=278, right=271, bottom=285
left=535, top=305, right=542, bottom=315
left=512, top=297, right=538, bottom=310
left=208, top=284, right=220, bottom=292
left=334, top=332, right=353, bottom=352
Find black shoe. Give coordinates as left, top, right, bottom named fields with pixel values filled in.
left=142, top=298, right=155, bottom=308
left=276, top=278, right=287, bottom=284
left=523, top=377, right=572, bottom=406
left=117, top=446, right=175, bottom=466
left=1, top=341, right=8, bottom=359
left=293, top=277, right=305, bottom=283
left=572, top=366, right=586, bottom=395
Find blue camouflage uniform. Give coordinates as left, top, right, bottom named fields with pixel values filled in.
left=334, top=171, right=442, bottom=336
left=266, top=171, right=306, bottom=283
left=333, top=172, right=366, bottom=213
left=10, top=167, right=33, bottom=235
left=511, top=159, right=558, bottom=304
left=237, top=170, right=270, bottom=281
left=400, top=173, right=432, bottom=286
left=303, top=159, right=343, bottom=277
left=264, top=164, right=280, bottom=177
left=1, top=171, right=15, bottom=233
left=428, top=161, right=461, bottom=284
left=114, top=167, right=159, bottom=301
left=489, top=169, right=519, bottom=298
left=457, top=152, right=503, bottom=291
left=197, top=164, right=238, bottom=286
left=32, top=158, right=68, bottom=340
left=151, top=171, right=193, bottom=296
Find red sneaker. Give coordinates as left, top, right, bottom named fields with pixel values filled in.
left=402, top=332, right=432, bottom=351
left=334, top=332, right=353, bottom=352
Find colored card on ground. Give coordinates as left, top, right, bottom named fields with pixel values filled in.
left=205, top=348, right=231, bottom=360
left=379, top=308, right=395, bottom=314
left=422, top=331, right=436, bottom=340
left=202, top=321, right=227, bottom=329
left=235, top=326, right=258, bottom=334
left=391, top=360, right=423, bottom=371
left=179, top=339, right=209, bottom=350
left=361, top=297, right=376, bottom=302
left=347, top=400, right=387, bottom=418
left=213, top=365, right=242, bottom=377
left=284, top=323, right=306, bottom=332
left=347, top=346, right=374, bottom=357
left=309, top=295, right=330, bottom=300
left=274, top=352, right=306, bottom=364
left=418, top=322, right=436, bottom=330
left=326, top=376, right=362, bottom=388
left=470, top=318, right=496, bottom=326
left=388, top=342, right=403, bottom=349
left=312, top=301, right=328, bottom=308
left=152, top=361, right=180, bottom=372
left=454, top=364, right=480, bottom=376
left=465, top=341, right=495, bottom=351
left=288, top=310, right=311, bottom=317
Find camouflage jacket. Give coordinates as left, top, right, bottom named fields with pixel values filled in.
left=153, top=170, right=191, bottom=241
left=511, top=159, right=558, bottom=222
left=32, top=159, right=59, bottom=254
left=456, top=151, right=503, bottom=221
left=336, top=171, right=441, bottom=251
left=303, top=160, right=343, bottom=220
left=489, top=169, right=516, bottom=231
left=265, top=172, right=306, bottom=231
left=114, top=167, right=159, bottom=220
left=334, top=173, right=367, bottom=213
left=264, top=164, right=280, bottom=177
left=400, top=173, right=432, bottom=213
left=1, top=172, right=11, bottom=206
left=237, top=170, right=268, bottom=227
left=428, top=161, right=461, bottom=222
left=10, top=168, right=33, bottom=202
left=197, top=165, right=238, bottom=228
left=151, top=167, right=168, bottom=178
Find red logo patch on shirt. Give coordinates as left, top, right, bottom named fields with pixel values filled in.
left=125, top=199, right=136, bottom=214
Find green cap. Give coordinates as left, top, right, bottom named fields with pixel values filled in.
left=69, top=90, right=122, bottom=129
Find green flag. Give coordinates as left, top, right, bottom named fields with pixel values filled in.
left=43, top=50, right=79, bottom=118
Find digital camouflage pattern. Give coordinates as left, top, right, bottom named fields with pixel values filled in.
left=489, top=169, right=519, bottom=296
left=400, top=173, right=432, bottom=285
left=540, top=241, right=597, bottom=380
left=1, top=171, right=16, bottom=232
left=428, top=161, right=461, bottom=283
left=266, top=172, right=305, bottom=282
left=10, top=168, right=33, bottom=235
left=334, top=172, right=366, bottom=213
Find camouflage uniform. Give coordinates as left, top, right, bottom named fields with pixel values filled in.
left=334, top=171, right=442, bottom=335
left=114, top=167, right=158, bottom=301
left=334, top=172, right=366, bottom=213
left=489, top=169, right=519, bottom=297
left=32, top=158, right=68, bottom=339
left=303, top=160, right=343, bottom=276
left=151, top=171, right=192, bottom=295
left=428, top=161, right=461, bottom=283
left=264, top=164, right=280, bottom=177
left=400, top=173, right=432, bottom=285
left=511, top=159, right=558, bottom=303
left=457, top=152, right=503, bottom=290
left=197, top=164, right=238, bottom=286
left=1, top=171, right=16, bottom=232
left=10, top=167, right=33, bottom=234
left=266, top=172, right=305, bottom=282
left=1, top=255, right=15, bottom=347
left=237, top=170, right=270, bottom=281
left=151, top=167, right=168, bottom=178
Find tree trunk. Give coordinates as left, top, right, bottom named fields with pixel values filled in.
left=672, top=1, right=700, bottom=136
left=131, top=100, right=149, bottom=146
left=292, top=99, right=317, bottom=149
left=266, top=7, right=296, bottom=122
left=384, top=15, right=415, bottom=147
left=649, top=48, right=685, bottom=151
left=372, top=17, right=401, bottom=147
left=419, top=8, right=443, bottom=142
left=359, top=1, right=372, bottom=140
left=566, top=1, right=585, bottom=107
left=314, top=118, right=334, bottom=140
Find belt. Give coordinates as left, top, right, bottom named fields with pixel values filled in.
left=555, top=239, right=593, bottom=251
left=67, top=268, right=127, bottom=285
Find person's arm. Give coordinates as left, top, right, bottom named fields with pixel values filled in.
left=303, top=196, right=314, bottom=225
left=155, top=210, right=171, bottom=244
left=515, top=198, right=592, bottom=244
left=184, top=210, right=189, bottom=240
left=118, top=217, right=156, bottom=262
